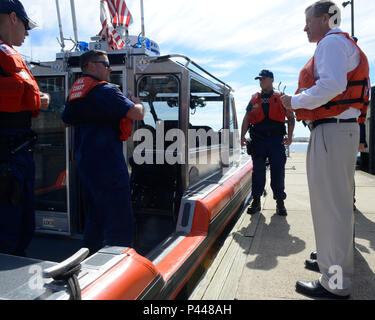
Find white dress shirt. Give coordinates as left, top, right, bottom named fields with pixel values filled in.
left=291, top=28, right=361, bottom=119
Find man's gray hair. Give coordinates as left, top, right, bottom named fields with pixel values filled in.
left=306, top=1, right=341, bottom=27
left=306, top=1, right=339, bottom=16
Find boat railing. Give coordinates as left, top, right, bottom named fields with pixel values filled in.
left=150, top=54, right=233, bottom=93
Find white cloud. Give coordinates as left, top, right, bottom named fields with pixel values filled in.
left=19, top=0, right=375, bottom=138
left=20, top=1, right=375, bottom=66
left=19, top=0, right=305, bottom=58
left=230, top=82, right=259, bottom=122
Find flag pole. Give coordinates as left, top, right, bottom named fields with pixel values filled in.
left=55, top=0, right=65, bottom=51
left=140, top=0, right=145, bottom=38
left=70, top=0, right=79, bottom=45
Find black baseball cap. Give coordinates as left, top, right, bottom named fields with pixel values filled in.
left=0, top=0, right=38, bottom=30
left=255, top=69, right=274, bottom=80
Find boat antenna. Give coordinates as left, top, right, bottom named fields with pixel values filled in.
left=70, top=0, right=79, bottom=48
left=277, top=82, right=286, bottom=95
left=55, top=0, right=65, bottom=51
left=140, top=0, right=145, bottom=38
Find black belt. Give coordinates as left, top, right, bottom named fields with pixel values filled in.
left=312, top=118, right=357, bottom=129
left=0, top=111, right=32, bottom=129
left=0, top=132, right=37, bottom=161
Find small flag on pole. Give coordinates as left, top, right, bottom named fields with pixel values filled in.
left=99, top=0, right=133, bottom=50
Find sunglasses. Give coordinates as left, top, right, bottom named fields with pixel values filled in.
left=91, top=60, right=111, bottom=69
left=18, top=16, right=29, bottom=30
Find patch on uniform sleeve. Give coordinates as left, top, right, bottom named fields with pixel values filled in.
left=17, top=70, right=31, bottom=80
left=0, top=44, right=16, bottom=56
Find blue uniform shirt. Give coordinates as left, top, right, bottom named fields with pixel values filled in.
left=62, top=82, right=135, bottom=181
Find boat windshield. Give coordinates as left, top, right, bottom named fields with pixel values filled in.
left=138, top=75, right=179, bottom=129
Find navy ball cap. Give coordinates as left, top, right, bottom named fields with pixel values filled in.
left=0, top=0, right=38, bottom=30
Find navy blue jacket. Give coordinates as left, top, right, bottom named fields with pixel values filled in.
left=62, top=80, right=135, bottom=180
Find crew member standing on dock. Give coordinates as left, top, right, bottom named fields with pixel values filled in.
left=62, top=50, right=145, bottom=254
left=281, top=1, right=370, bottom=299
left=241, top=70, right=295, bottom=216
left=0, top=0, right=50, bottom=256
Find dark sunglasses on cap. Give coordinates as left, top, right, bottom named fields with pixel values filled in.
left=91, top=60, right=111, bottom=69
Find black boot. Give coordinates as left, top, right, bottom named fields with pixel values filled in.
left=247, top=196, right=261, bottom=215
left=276, top=199, right=287, bottom=216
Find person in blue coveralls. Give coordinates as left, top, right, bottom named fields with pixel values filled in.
left=0, top=0, right=50, bottom=256
left=62, top=50, right=145, bottom=253
left=241, top=70, right=295, bottom=216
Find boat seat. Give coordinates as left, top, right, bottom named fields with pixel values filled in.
left=189, top=125, right=216, bottom=147
left=130, top=160, right=178, bottom=189
left=163, top=120, right=179, bottom=131
left=130, top=158, right=179, bottom=212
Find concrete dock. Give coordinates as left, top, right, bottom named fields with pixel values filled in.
left=189, top=152, right=375, bottom=300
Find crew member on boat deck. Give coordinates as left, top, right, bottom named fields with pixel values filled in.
left=281, top=1, right=370, bottom=299
left=62, top=50, right=145, bottom=253
left=0, top=0, right=50, bottom=256
left=241, top=69, right=295, bottom=216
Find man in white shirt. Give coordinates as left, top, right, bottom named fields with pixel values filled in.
left=281, top=1, right=370, bottom=299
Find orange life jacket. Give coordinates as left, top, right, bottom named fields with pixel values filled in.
left=0, top=39, right=41, bottom=118
left=247, top=91, right=286, bottom=125
left=295, top=32, right=370, bottom=122
left=68, top=76, right=133, bottom=141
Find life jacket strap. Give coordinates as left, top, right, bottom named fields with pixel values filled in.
left=322, top=78, right=369, bottom=109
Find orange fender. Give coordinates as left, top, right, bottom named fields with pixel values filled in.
left=82, top=248, right=162, bottom=300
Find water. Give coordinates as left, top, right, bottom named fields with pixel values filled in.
left=289, top=142, right=360, bottom=159
left=289, top=142, right=308, bottom=153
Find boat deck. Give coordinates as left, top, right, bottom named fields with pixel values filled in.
left=190, top=152, right=375, bottom=300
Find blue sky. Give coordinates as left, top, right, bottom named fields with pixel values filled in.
left=20, top=0, right=375, bottom=137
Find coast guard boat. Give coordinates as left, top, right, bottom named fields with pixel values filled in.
left=0, top=0, right=253, bottom=300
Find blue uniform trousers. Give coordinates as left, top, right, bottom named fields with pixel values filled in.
left=0, top=130, right=35, bottom=256
left=79, top=169, right=134, bottom=254
left=251, top=134, right=287, bottom=200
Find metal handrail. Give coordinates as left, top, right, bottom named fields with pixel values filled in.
left=150, top=54, right=234, bottom=92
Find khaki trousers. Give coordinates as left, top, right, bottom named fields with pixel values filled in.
left=306, top=122, right=359, bottom=296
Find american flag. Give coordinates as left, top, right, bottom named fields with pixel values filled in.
left=99, top=0, right=133, bottom=50
left=106, top=0, right=133, bottom=27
